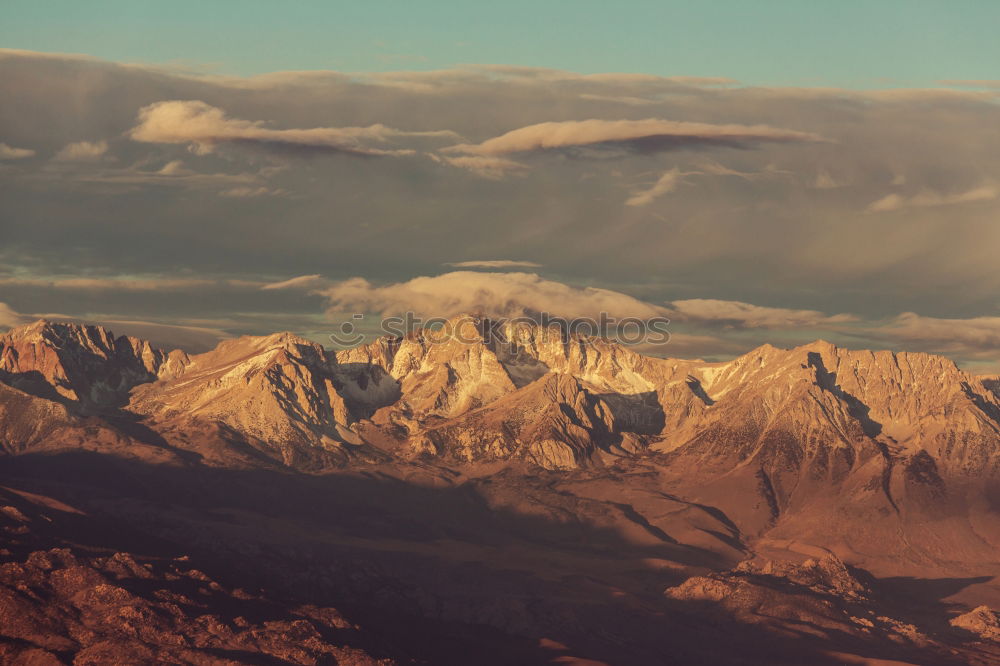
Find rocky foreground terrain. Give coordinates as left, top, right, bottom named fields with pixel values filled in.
left=2, top=316, right=1000, bottom=664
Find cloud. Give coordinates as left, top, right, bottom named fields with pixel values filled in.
left=0, top=276, right=250, bottom=291
left=578, top=94, right=658, bottom=106
left=157, top=160, right=188, bottom=175
left=813, top=170, right=845, bottom=189
left=218, top=186, right=287, bottom=198
left=128, top=100, right=458, bottom=156
left=625, top=168, right=687, bottom=206
left=430, top=154, right=527, bottom=179
left=868, top=312, right=1000, bottom=357
left=53, top=140, right=108, bottom=162
left=444, top=118, right=826, bottom=157
left=319, top=271, right=669, bottom=320
left=939, top=80, right=1000, bottom=89
left=0, top=302, right=31, bottom=328
left=42, top=160, right=271, bottom=192
left=696, top=161, right=790, bottom=180
left=666, top=298, right=857, bottom=329
left=83, top=319, right=230, bottom=352
left=260, top=274, right=327, bottom=290
left=0, top=143, right=35, bottom=160
left=629, top=332, right=753, bottom=359
left=444, top=260, right=543, bottom=269
left=867, top=185, right=998, bottom=212
left=0, top=302, right=227, bottom=352
left=356, top=66, right=735, bottom=95
left=625, top=163, right=790, bottom=206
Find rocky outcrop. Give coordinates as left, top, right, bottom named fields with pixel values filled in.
left=410, top=372, right=622, bottom=469
left=951, top=605, right=1000, bottom=641
left=0, top=487, right=393, bottom=665
left=0, top=548, right=390, bottom=665
left=666, top=554, right=929, bottom=646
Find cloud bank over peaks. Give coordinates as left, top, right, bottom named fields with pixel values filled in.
left=319, top=271, right=670, bottom=320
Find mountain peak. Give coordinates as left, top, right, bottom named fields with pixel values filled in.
left=201, top=331, right=324, bottom=363
left=795, top=339, right=838, bottom=354
left=0, top=318, right=182, bottom=408
left=2, top=318, right=112, bottom=347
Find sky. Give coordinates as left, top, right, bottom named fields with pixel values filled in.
left=4, top=1, right=1000, bottom=87
left=2, top=4, right=1000, bottom=371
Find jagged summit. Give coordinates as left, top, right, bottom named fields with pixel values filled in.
left=0, top=318, right=188, bottom=408
left=2, top=318, right=113, bottom=347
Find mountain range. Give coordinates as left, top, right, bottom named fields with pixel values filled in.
left=2, top=315, right=1000, bottom=664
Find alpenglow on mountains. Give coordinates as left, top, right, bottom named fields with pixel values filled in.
left=2, top=315, right=1000, bottom=664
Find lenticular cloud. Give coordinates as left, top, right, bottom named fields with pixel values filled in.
left=444, top=117, right=826, bottom=157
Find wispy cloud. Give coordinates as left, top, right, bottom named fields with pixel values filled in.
left=129, top=100, right=459, bottom=156
left=260, top=274, right=327, bottom=290
left=0, top=276, right=259, bottom=292
left=0, top=302, right=33, bottom=328
left=430, top=154, right=527, bottom=179
left=696, top=160, right=791, bottom=181
left=53, top=140, right=108, bottom=162
left=867, top=185, right=998, bottom=212
left=625, top=168, right=688, bottom=206
left=813, top=170, right=846, bottom=189
left=0, top=302, right=229, bottom=352
left=0, top=143, right=35, bottom=160
left=46, top=160, right=270, bottom=193
left=218, top=185, right=287, bottom=198
left=444, top=260, right=543, bottom=269
left=666, top=298, right=857, bottom=329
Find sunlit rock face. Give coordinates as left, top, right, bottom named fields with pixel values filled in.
left=0, top=320, right=189, bottom=409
